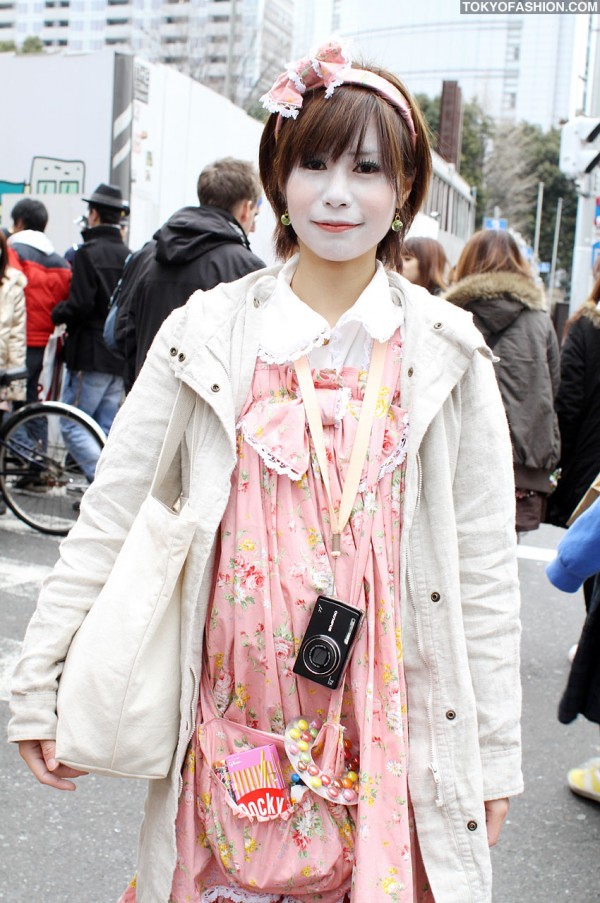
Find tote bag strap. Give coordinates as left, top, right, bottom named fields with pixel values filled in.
left=150, top=381, right=197, bottom=501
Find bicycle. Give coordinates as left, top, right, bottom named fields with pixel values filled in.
left=0, top=367, right=106, bottom=535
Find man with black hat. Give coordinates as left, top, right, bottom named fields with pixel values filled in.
left=51, top=183, right=130, bottom=481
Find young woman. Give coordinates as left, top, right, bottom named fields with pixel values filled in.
left=445, top=229, right=560, bottom=533
left=9, top=43, right=522, bottom=903
left=401, top=236, right=448, bottom=295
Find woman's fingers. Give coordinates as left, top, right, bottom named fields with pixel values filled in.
left=484, top=797, right=510, bottom=847
left=18, top=739, right=88, bottom=791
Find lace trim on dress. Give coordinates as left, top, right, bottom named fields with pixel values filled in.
left=258, top=327, right=331, bottom=365
left=358, top=415, right=410, bottom=492
left=240, top=421, right=306, bottom=481
left=199, top=889, right=348, bottom=903
left=334, top=386, right=353, bottom=425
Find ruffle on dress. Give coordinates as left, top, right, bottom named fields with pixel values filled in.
left=239, top=369, right=409, bottom=489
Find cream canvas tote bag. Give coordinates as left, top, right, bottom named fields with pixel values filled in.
left=55, top=383, right=198, bottom=779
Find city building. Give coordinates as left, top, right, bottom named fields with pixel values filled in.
left=294, top=0, right=582, bottom=131
left=1, top=0, right=293, bottom=110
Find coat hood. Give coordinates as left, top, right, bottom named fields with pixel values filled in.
left=444, top=271, right=546, bottom=340
left=578, top=299, right=600, bottom=330
left=8, top=229, right=55, bottom=256
left=153, top=205, right=250, bottom=266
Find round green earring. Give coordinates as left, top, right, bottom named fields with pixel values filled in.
left=391, top=211, right=403, bottom=233
left=281, top=211, right=291, bottom=226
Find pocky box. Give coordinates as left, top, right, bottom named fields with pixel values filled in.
left=225, top=744, right=291, bottom=820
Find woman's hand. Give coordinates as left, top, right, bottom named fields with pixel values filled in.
left=484, top=797, right=510, bottom=846
left=18, top=739, right=88, bottom=791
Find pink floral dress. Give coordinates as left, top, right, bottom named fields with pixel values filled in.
left=118, top=331, right=434, bottom=903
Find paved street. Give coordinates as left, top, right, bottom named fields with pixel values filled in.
left=1, top=513, right=599, bottom=902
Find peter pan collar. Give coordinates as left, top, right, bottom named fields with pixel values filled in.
left=259, top=254, right=404, bottom=364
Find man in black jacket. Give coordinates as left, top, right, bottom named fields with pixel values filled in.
left=51, top=183, right=130, bottom=480
left=114, top=157, right=265, bottom=390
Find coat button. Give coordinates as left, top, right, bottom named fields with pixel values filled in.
left=211, top=383, right=220, bottom=393
left=177, top=352, right=186, bottom=362
left=408, top=367, right=414, bottom=377
left=431, top=591, right=441, bottom=603
left=445, top=709, right=457, bottom=721
left=433, top=322, right=443, bottom=330
left=253, top=297, right=261, bottom=308
left=467, top=820, right=478, bottom=832
left=169, top=347, right=177, bottom=356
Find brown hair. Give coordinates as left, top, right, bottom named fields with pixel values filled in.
left=402, top=237, right=448, bottom=294
left=197, top=157, right=261, bottom=212
left=0, top=230, right=8, bottom=283
left=453, top=230, right=532, bottom=282
left=259, top=66, right=432, bottom=271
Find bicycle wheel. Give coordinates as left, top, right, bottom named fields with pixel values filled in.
left=0, top=401, right=106, bottom=536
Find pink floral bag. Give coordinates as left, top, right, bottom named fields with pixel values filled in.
left=195, top=671, right=355, bottom=895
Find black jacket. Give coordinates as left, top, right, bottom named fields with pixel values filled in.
left=546, top=303, right=600, bottom=527
left=52, top=225, right=129, bottom=374
left=113, top=205, right=265, bottom=389
left=445, top=270, right=560, bottom=493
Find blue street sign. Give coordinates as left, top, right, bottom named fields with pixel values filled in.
left=484, top=217, right=508, bottom=231
left=592, top=241, right=600, bottom=268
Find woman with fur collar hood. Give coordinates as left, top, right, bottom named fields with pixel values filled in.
left=445, top=230, right=560, bottom=532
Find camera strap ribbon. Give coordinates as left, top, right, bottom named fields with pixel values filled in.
left=294, top=339, right=388, bottom=593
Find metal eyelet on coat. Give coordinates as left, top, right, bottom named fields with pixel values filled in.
left=433, top=322, right=443, bottom=330
left=211, top=383, right=220, bottom=393
left=467, top=820, right=478, bottom=832
left=177, top=352, right=186, bottom=362
left=445, top=709, right=457, bottom=721
left=253, top=297, right=261, bottom=308
left=431, top=591, right=441, bottom=603
left=408, top=367, right=414, bottom=377
left=169, top=347, right=177, bottom=356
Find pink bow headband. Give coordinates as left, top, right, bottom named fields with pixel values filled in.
left=260, top=41, right=417, bottom=150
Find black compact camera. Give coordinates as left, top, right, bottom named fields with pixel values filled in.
left=293, top=596, right=363, bottom=689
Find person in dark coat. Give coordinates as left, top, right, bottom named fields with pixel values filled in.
left=114, top=157, right=265, bottom=391
left=51, top=183, right=130, bottom=480
left=445, top=230, right=560, bottom=533
left=546, top=272, right=600, bottom=532
left=546, top=494, right=600, bottom=803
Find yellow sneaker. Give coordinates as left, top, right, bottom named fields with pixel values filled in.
left=567, top=762, right=600, bottom=802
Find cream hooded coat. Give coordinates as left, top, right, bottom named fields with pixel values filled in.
left=0, top=265, right=27, bottom=401
left=9, top=266, right=522, bottom=903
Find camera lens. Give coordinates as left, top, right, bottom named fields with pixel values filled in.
left=302, top=635, right=340, bottom=676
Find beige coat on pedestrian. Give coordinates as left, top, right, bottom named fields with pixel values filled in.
left=0, top=265, right=27, bottom=402
left=9, top=266, right=522, bottom=903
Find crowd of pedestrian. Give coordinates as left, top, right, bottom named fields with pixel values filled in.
left=3, top=59, right=600, bottom=899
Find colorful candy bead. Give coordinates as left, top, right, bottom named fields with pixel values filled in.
left=321, top=774, right=331, bottom=786
left=288, top=728, right=301, bottom=741
left=297, top=719, right=309, bottom=731
left=327, top=785, right=339, bottom=799
left=343, top=788, right=357, bottom=802
left=309, top=727, right=319, bottom=739
left=310, top=719, right=322, bottom=731
left=288, top=743, right=299, bottom=755
left=307, top=764, right=320, bottom=776
left=347, top=771, right=358, bottom=784
left=310, top=777, right=322, bottom=789
left=332, top=779, right=342, bottom=789
left=300, top=731, right=312, bottom=743
left=300, top=751, right=311, bottom=763
left=297, top=740, right=309, bottom=752
left=296, top=760, right=307, bottom=772
left=341, top=777, right=353, bottom=789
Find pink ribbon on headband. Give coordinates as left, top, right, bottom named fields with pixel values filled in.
left=260, top=41, right=417, bottom=150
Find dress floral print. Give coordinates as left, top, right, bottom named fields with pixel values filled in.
left=118, top=330, right=433, bottom=903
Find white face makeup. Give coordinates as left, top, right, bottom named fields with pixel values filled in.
left=285, top=122, right=397, bottom=264
left=401, top=254, right=420, bottom=285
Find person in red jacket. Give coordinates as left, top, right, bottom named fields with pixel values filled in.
left=8, top=199, right=71, bottom=405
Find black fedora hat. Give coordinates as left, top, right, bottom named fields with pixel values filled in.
left=82, top=183, right=130, bottom=215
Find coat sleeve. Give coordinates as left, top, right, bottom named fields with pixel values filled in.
left=51, top=247, right=97, bottom=327
left=555, top=321, right=587, bottom=465
left=7, top=306, right=188, bottom=743
left=453, top=349, right=523, bottom=800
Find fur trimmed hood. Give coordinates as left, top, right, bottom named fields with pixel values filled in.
left=444, top=271, right=546, bottom=340
left=578, top=299, right=600, bottom=330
